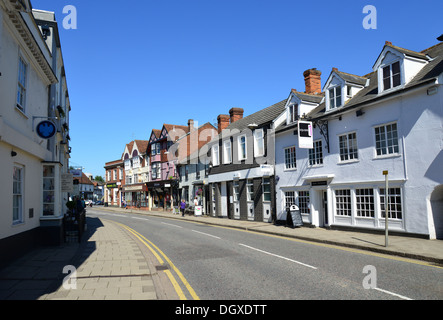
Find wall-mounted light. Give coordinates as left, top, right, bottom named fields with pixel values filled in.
left=356, top=110, right=365, bottom=117
left=11, top=151, right=17, bottom=157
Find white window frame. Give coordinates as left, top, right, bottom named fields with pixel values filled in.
left=246, top=179, right=254, bottom=201
left=335, top=189, right=352, bottom=216
left=238, top=135, right=247, bottom=161
left=254, top=129, right=265, bottom=157
left=284, top=146, right=297, bottom=170
left=16, top=56, right=27, bottom=113
left=374, top=122, right=399, bottom=157
left=212, top=144, right=220, bottom=166
left=262, top=178, right=271, bottom=202
left=379, top=187, right=403, bottom=220
left=233, top=180, right=240, bottom=202
left=124, top=159, right=131, bottom=171
left=285, top=191, right=296, bottom=210
left=223, top=140, right=232, bottom=164
left=356, top=188, right=375, bottom=218
left=338, top=132, right=359, bottom=162
left=328, top=86, right=342, bottom=109
left=382, top=61, right=401, bottom=92
left=298, top=191, right=310, bottom=215
left=288, top=104, right=298, bottom=124
left=13, top=165, right=24, bottom=224
left=308, top=140, right=323, bottom=166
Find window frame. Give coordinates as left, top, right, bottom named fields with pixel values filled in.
left=335, top=189, right=352, bottom=217
left=262, top=178, right=271, bottom=202
left=16, top=56, right=28, bottom=113
left=246, top=179, right=254, bottom=202
left=254, top=129, right=265, bottom=158
left=356, top=188, right=375, bottom=218
left=13, top=165, right=24, bottom=224
left=382, top=61, right=401, bottom=92
left=288, top=104, right=298, bottom=124
left=238, top=135, right=247, bottom=161
left=284, top=146, right=297, bottom=170
left=223, top=139, right=232, bottom=164
left=374, top=122, right=399, bottom=157
left=328, top=86, right=342, bottom=109
left=380, top=187, right=403, bottom=220
left=338, top=132, right=359, bottom=163
left=308, top=140, right=323, bottom=166
left=212, top=144, right=220, bottom=166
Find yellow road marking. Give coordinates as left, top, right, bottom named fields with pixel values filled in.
left=111, top=220, right=200, bottom=300
left=164, top=270, right=187, bottom=300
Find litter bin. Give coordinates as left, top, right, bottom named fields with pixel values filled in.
left=104, top=202, right=108, bottom=207
left=287, top=204, right=303, bottom=228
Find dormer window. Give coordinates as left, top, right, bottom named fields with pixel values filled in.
left=328, top=86, right=342, bottom=109
left=288, top=104, right=298, bottom=124
left=382, top=61, right=401, bottom=91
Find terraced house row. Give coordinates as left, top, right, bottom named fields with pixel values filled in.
left=105, top=38, right=443, bottom=240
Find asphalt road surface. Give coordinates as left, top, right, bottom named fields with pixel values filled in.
left=88, top=208, right=443, bottom=300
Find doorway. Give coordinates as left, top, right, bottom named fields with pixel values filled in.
left=315, top=189, right=329, bottom=227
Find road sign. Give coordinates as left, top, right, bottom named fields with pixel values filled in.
left=36, top=120, right=56, bottom=139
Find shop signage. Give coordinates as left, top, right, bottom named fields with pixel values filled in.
left=61, top=173, right=73, bottom=192
left=124, top=185, right=144, bottom=192
left=106, top=183, right=118, bottom=188
left=36, top=120, right=56, bottom=139
left=311, top=181, right=327, bottom=186
left=298, top=121, right=313, bottom=149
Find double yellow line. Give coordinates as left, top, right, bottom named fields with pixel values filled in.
left=113, top=221, right=200, bottom=300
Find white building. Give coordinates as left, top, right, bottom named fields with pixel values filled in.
left=0, top=0, right=71, bottom=265
left=275, top=41, right=443, bottom=239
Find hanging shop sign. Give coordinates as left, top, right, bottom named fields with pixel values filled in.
left=36, top=120, right=57, bottom=139
left=298, top=121, right=313, bottom=149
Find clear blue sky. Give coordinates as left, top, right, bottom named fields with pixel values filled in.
left=32, top=0, right=443, bottom=178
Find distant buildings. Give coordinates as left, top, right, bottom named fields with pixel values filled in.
left=104, top=39, right=443, bottom=240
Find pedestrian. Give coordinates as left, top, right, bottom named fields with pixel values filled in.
left=194, top=197, right=199, bottom=206
left=180, top=199, right=186, bottom=217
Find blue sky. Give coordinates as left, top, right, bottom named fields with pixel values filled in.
left=32, top=0, right=443, bottom=178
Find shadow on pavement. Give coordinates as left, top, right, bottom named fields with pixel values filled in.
left=0, top=217, right=103, bottom=300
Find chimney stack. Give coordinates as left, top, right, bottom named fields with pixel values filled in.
left=229, top=108, right=244, bottom=124
left=217, top=114, right=230, bottom=134
left=303, top=68, right=322, bottom=95
left=188, top=119, right=195, bottom=132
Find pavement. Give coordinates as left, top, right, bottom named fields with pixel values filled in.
left=1, top=206, right=442, bottom=300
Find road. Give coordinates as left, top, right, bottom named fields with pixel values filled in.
left=87, top=208, right=443, bottom=300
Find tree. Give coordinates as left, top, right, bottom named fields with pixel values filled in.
left=94, top=176, right=104, bottom=182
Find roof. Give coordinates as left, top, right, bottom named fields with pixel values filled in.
left=309, top=42, right=443, bottom=120
left=222, top=99, right=287, bottom=134
left=291, top=89, right=324, bottom=103
left=73, top=173, right=94, bottom=185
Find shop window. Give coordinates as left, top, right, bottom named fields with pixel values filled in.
left=43, top=165, right=55, bottom=216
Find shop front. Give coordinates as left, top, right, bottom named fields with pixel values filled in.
left=146, top=181, right=177, bottom=211
left=123, top=184, right=148, bottom=208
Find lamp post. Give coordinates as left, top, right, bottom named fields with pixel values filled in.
left=383, top=170, right=389, bottom=247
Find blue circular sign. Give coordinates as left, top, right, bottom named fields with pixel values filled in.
left=36, top=120, right=56, bottom=139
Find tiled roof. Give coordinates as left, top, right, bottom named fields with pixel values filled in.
left=308, top=42, right=443, bottom=120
